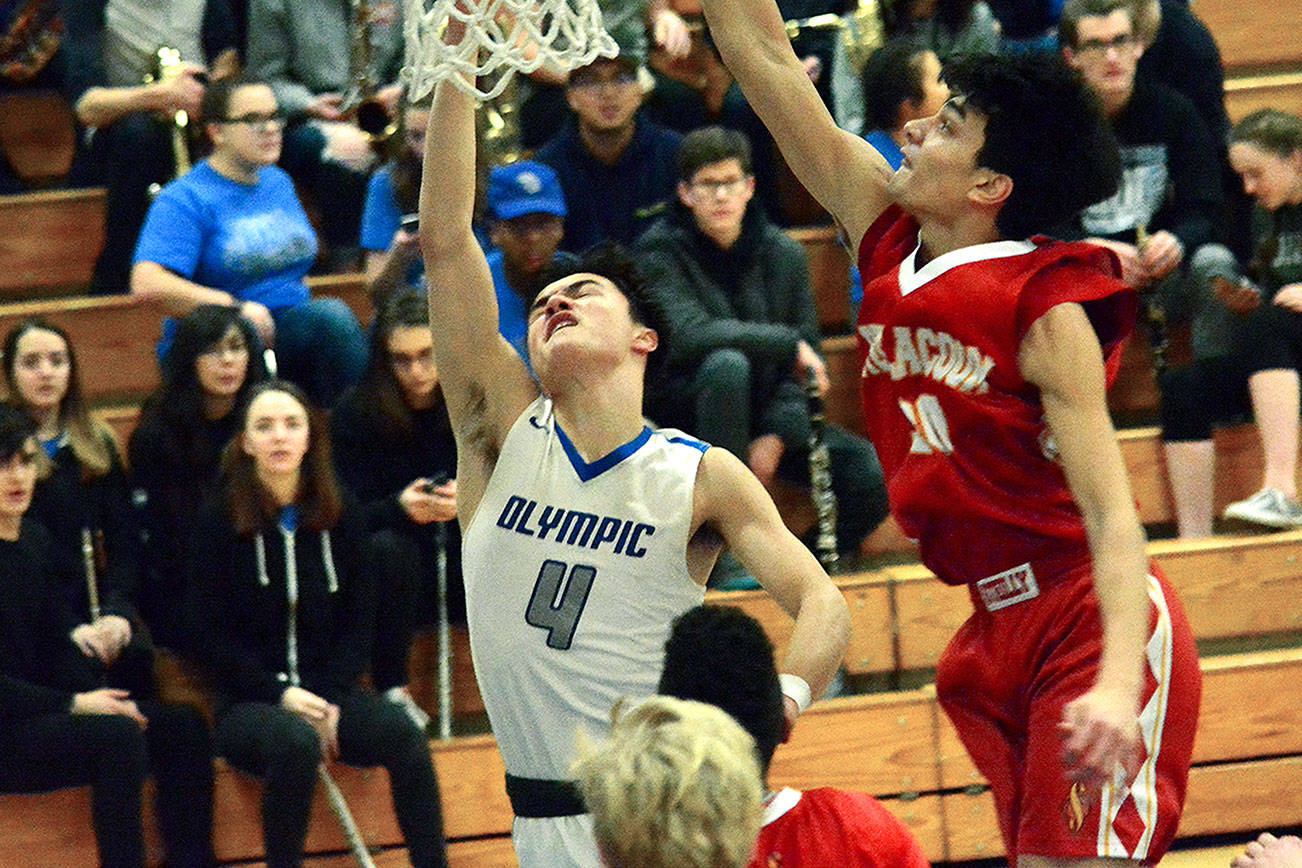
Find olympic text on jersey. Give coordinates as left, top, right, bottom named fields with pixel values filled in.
left=496, top=494, right=656, bottom=558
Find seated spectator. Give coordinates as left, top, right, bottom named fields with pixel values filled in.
left=62, top=0, right=238, bottom=294
left=572, top=695, right=764, bottom=868
left=128, top=304, right=267, bottom=649
left=1217, top=110, right=1302, bottom=529
left=659, top=605, right=932, bottom=867
left=636, top=127, right=890, bottom=560
left=858, top=38, right=949, bottom=170
left=0, top=0, right=65, bottom=193
left=331, top=290, right=460, bottom=730
left=1234, top=833, right=1302, bottom=868
left=361, top=98, right=430, bottom=307
left=0, top=403, right=216, bottom=868
left=484, top=161, right=573, bottom=363
left=3, top=318, right=152, bottom=696
left=186, top=380, right=448, bottom=868
left=883, top=0, right=1002, bottom=60
left=1060, top=0, right=1227, bottom=537
left=535, top=48, right=682, bottom=251
left=131, top=75, right=367, bottom=408
left=247, top=0, right=405, bottom=269
left=986, top=0, right=1062, bottom=52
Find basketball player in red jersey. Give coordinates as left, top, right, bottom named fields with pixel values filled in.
left=693, top=2, right=1202, bottom=864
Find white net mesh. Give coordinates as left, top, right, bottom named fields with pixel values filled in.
left=403, top=0, right=619, bottom=101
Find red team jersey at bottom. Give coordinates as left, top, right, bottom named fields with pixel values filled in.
left=855, top=207, right=1200, bottom=864
left=748, top=787, right=931, bottom=868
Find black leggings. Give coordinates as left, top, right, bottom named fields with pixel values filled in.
left=0, top=702, right=215, bottom=868
left=216, top=689, right=447, bottom=868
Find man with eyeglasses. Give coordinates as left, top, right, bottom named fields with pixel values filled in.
left=1061, top=0, right=1236, bottom=541
left=535, top=48, right=682, bottom=251
left=634, top=126, right=890, bottom=573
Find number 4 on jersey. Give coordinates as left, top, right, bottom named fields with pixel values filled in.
left=900, top=394, right=954, bottom=454
left=526, top=559, right=597, bottom=650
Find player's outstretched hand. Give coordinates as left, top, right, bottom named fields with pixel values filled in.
left=1058, top=687, right=1141, bottom=788
left=1232, top=833, right=1302, bottom=868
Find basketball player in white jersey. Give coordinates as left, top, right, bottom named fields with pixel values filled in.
left=417, top=49, right=852, bottom=868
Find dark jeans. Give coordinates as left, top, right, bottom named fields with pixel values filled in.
left=0, top=702, right=216, bottom=868
left=366, top=525, right=465, bottom=693
left=271, top=299, right=368, bottom=408
left=216, top=689, right=447, bottom=868
left=75, top=113, right=176, bottom=295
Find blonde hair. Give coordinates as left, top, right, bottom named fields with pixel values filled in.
left=573, top=696, right=763, bottom=868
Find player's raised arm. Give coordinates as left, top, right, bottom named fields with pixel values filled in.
left=695, top=447, right=850, bottom=710
left=419, top=64, right=539, bottom=464
left=1019, top=302, right=1149, bottom=787
left=697, top=0, right=893, bottom=249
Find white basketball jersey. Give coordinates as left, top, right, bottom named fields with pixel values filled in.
left=462, top=396, right=707, bottom=782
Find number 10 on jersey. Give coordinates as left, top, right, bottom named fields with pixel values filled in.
left=900, top=394, right=954, bottom=454
left=526, top=559, right=597, bottom=650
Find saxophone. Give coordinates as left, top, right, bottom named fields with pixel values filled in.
left=344, top=0, right=398, bottom=143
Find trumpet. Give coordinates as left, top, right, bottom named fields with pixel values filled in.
left=343, top=0, right=398, bottom=143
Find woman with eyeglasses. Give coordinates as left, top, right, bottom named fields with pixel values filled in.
left=2, top=318, right=152, bottom=697
left=331, top=290, right=461, bottom=729
left=129, top=75, right=367, bottom=408
left=128, top=304, right=267, bottom=649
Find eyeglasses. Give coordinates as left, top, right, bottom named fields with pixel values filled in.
left=222, top=112, right=286, bottom=130
left=569, top=70, right=638, bottom=91
left=1075, top=33, right=1137, bottom=55
left=689, top=178, right=749, bottom=198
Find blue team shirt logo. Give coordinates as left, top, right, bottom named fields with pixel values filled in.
left=496, top=495, right=655, bottom=558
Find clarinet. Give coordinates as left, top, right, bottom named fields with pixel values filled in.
left=81, top=527, right=101, bottom=622
left=1134, top=224, right=1171, bottom=376
left=805, top=371, right=840, bottom=573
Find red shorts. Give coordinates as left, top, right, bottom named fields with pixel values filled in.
left=935, top=563, right=1201, bottom=864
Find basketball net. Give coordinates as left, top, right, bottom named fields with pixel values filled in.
left=403, top=0, right=619, bottom=101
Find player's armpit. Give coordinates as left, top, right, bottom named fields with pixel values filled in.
left=694, top=447, right=850, bottom=700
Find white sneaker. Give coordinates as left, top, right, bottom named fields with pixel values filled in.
left=384, top=686, right=432, bottom=732
left=1223, top=488, right=1302, bottom=528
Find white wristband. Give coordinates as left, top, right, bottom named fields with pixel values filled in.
left=778, top=673, right=811, bottom=714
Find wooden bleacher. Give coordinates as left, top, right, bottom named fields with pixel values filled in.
left=7, top=30, right=1302, bottom=861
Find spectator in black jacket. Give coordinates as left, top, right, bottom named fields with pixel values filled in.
left=331, top=289, right=460, bottom=729
left=128, top=304, right=267, bottom=649
left=0, top=403, right=215, bottom=868
left=3, top=318, right=151, bottom=696
left=635, top=127, right=889, bottom=562
left=186, top=379, right=447, bottom=868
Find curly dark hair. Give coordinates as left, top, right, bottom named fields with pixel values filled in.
left=943, top=52, right=1122, bottom=239
left=657, top=605, right=787, bottom=776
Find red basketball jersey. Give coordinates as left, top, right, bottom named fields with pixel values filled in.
left=856, top=206, right=1136, bottom=585
left=748, top=787, right=931, bottom=868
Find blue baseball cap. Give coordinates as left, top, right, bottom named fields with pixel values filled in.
left=487, top=161, right=567, bottom=221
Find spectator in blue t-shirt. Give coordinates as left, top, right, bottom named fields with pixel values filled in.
left=131, top=75, right=367, bottom=407
left=484, top=161, right=575, bottom=364
left=535, top=49, right=682, bottom=251
left=361, top=100, right=429, bottom=309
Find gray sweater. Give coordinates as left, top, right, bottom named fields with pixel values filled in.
left=248, top=0, right=405, bottom=118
